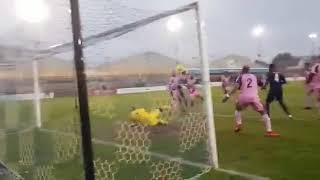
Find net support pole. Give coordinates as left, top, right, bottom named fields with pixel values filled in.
left=195, top=1, right=219, bottom=168
left=69, top=0, right=95, bottom=179
left=32, top=60, right=41, bottom=128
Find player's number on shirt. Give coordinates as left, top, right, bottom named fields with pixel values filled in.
left=247, top=78, right=253, bottom=88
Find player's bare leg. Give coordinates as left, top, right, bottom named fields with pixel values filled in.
left=304, top=90, right=313, bottom=110
left=257, top=110, right=280, bottom=137
left=178, top=89, right=188, bottom=110
left=180, top=89, right=188, bottom=107
left=234, top=103, right=243, bottom=133
left=172, top=91, right=183, bottom=113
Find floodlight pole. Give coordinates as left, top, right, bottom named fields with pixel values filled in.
left=32, top=60, right=42, bottom=128
left=69, top=0, right=95, bottom=179
left=195, top=1, right=219, bottom=168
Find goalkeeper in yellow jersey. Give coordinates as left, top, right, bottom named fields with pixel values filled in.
left=129, top=107, right=169, bottom=126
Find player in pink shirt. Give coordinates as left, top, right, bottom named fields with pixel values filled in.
left=168, top=71, right=177, bottom=97
left=223, top=65, right=279, bottom=137
left=168, top=71, right=182, bottom=111
left=221, top=71, right=231, bottom=95
left=186, top=74, right=204, bottom=106
left=307, top=61, right=320, bottom=113
left=304, top=62, right=314, bottom=109
left=168, top=70, right=187, bottom=111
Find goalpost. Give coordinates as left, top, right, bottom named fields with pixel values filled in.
left=0, top=61, right=43, bottom=128
left=195, top=2, right=219, bottom=168
left=41, top=1, right=220, bottom=179
left=0, top=0, right=276, bottom=179
left=32, top=60, right=42, bottom=128
left=67, top=1, right=220, bottom=178
left=0, top=61, right=42, bottom=130
left=27, top=0, right=218, bottom=178
left=0, top=0, right=273, bottom=179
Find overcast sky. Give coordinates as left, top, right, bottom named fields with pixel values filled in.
left=1, top=0, right=319, bottom=65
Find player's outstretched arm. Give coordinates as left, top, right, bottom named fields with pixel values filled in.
left=280, top=74, right=287, bottom=84
left=262, top=73, right=270, bottom=89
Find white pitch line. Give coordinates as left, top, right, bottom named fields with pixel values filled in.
left=217, top=168, right=269, bottom=180
left=215, top=114, right=319, bottom=122
left=39, top=128, right=270, bottom=180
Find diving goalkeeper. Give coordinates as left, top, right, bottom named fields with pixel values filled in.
left=129, top=107, right=169, bottom=126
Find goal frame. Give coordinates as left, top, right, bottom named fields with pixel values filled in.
left=68, top=0, right=219, bottom=178
left=1, top=1, right=219, bottom=179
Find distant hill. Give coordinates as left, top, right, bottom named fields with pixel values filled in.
left=37, top=58, right=74, bottom=77
left=210, top=54, right=267, bottom=68
left=93, top=52, right=181, bottom=76
left=0, top=58, right=74, bottom=79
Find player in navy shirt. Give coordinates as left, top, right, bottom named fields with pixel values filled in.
left=263, top=64, right=292, bottom=118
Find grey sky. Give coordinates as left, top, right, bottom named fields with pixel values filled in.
left=1, top=0, right=319, bottom=65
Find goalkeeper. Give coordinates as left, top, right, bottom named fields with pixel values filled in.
left=129, top=107, right=169, bottom=126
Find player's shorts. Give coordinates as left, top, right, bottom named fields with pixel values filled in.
left=314, top=86, right=320, bottom=97
left=221, top=82, right=228, bottom=89
left=305, top=84, right=315, bottom=93
left=237, top=95, right=264, bottom=112
left=189, top=88, right=200, bottom=98
left=172, top=89, right=181, bottom=98
left=266, top=91, right=283, bottom=102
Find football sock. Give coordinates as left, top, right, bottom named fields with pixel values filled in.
left=262, top=114, right=272, bottom=132
left=235, top=111, right=242, bottom=125
left=305, top=95, right=313, bottom=108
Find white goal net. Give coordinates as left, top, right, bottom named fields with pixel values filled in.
left=0, top=0, right=220, bottom=179
left=80, top=1, right=218, bottom=179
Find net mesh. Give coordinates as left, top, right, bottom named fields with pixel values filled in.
left=0, top=0, right=84, bottom=179
left=82, top=1, right=212, bottom=179
left=150, top=160, right=183, bottom=180
left=179, top=113, right=208, bottom=153
left=116, top=122, right=151, bottom=164
left=0, top=0, right=217, bottom=179
left=94, top=159, right=118, bottom=180
left=19, top=131, right=34, bottom=166
left=33, top=165, right=56, bottom=180
left=53, top=132, right=80, bottom=163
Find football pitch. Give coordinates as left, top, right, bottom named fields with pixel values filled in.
left=0, top=82, right=319, bottom=180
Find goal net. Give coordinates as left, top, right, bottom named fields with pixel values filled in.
left=0, top=0, right=84, bottom=179
left=0, top=0, right=221, bottom=179
left=79, top=1, right=217, bottom=179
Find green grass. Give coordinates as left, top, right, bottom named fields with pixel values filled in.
left=0, top=82, right=319, bottom=180
left=207, top=82, right=320, bottom=180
